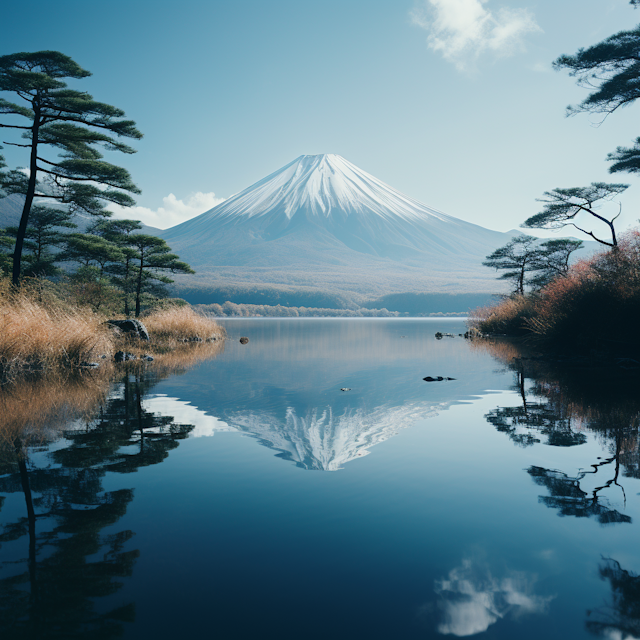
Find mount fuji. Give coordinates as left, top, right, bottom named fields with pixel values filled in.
left=160, top=154, right=515, bottom=306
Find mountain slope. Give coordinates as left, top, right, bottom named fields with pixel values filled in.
left=161, top=154, right=515, bottom=298
left=163, top=154, right=508, bottom=267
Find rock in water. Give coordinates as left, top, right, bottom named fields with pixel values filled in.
left=239, top=337, right=249, bottom=344
left=114, top=351, right=137, bottom=363
left=106, top=319, right=150, bottom=341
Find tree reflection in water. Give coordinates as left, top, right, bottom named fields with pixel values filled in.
left=477, top=339, right=640, bottom=525
left=0, top=348, right=221, bottom=639
left=586, top=558, right=640, bottom=638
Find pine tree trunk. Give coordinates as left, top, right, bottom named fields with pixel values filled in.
left=135, top=263, right=143, bottom=318
left=124, top=257, right=131, bottom=317
left=12, top=107, right=41, bottom=286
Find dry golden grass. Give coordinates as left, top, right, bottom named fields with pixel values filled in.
left=0, top=280, right=114, bottom=377
left=142, top=305, right=226, bottom=344
left=468, top=295, right=536, bottom=336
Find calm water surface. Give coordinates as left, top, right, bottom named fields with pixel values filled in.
left=1, top=318, right=639, bottom=639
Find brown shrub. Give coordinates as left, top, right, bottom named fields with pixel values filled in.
left=528, top=231, right=640, bottom=349
left=468, top=295, right=536, bottom=336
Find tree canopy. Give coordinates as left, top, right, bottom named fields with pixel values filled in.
left=482, top=234, right=539, bottom=295
left=4, top=205, right=75, bottom=277
left=0, top=50, right=142, bottom=284
left=529, top=238, right=584, bottom=288
left=522, top=183, right=628, bottom=247
left=554, top=3, right=640, bottom=175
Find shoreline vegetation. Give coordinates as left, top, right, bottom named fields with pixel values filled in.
left=0, top=277, right=225, bottom=382
left=468, top=230, right=640, bottom=358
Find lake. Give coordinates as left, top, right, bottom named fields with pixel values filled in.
left=1, top=318, right=639, bottom=639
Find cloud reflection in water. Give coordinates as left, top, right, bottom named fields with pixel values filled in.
left=432, top=559, right=553, bottom=636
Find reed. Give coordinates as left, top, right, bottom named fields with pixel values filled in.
left=0, top=280, right=114, bottom=378
left=142, top=305, right=226, bottom=344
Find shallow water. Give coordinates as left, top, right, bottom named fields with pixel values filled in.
left=1, top=318, right=639, bottom=639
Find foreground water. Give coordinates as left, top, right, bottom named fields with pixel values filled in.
left=1, top=318, right=640, bottom=639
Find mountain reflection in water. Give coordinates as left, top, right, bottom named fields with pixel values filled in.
left=2, top=321, right=640, bottom=639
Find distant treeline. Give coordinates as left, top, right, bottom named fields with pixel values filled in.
left=196, top=302, right=469, bottom=318
left=174, top=284, right=357, bottom=309
left=196, top=303, right=400, bottom=317
left=176, top=285, right=498, bottom=314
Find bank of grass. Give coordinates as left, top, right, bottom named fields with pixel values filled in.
left=0, top=278, right=225, bottom=379
left=469, top=230, right=640, bottom=354
left=142, top=305, right=225, bottom=345
left=0, top=280, right=114, bottom=377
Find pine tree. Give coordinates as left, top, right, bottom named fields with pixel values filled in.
left=522, top=183, right=627, bottom=247
left=482, top=235, right=540, bottom=295
left=91, top=218, right=142, bottom=316
left=554, top=1, right=640, bottom=175
left=4, top=205, right=76, bottom=276
left=0, top=51, right=142, bottom=285
left=64, top=233, right=125, bottom=310
left=129, top=235, right=194, bottom=317
left=529, top=238, right=583, bottom=288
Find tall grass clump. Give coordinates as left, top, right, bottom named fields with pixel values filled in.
left=469, top=295, right=537, bottom=336
left=0, top=278, right=114, bottom=378
left=142, top=305, right=225, bottom=344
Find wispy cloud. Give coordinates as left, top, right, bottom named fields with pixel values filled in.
left=411, top=0, right=541, bottom=71
left=107, top=192, right=225, bottom=229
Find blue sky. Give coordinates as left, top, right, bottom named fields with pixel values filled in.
left=2, top=0, right=639, bottom=234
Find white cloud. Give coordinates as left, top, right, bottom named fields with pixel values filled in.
left=411, top=0, right=541, bottom=71
left=432, top=559, right=553, bottom=636
left=107, top=192, right=225, bottom=229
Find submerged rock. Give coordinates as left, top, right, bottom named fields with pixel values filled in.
left=106, top=319, right=150, bottom=341
left=239, top=337, right=249, bottom=344
left=114, top=351, right=137, bottom=363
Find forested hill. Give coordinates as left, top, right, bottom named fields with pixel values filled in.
left=0, top=194, right=161, bottom=236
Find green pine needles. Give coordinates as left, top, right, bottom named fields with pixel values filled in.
left=0, top=50, right=142, bottom=285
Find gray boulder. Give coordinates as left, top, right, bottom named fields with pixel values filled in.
left=106, top=319, right=150, bottom=341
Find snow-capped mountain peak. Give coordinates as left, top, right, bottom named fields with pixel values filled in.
left=199, top=153, right=453, bottom=223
